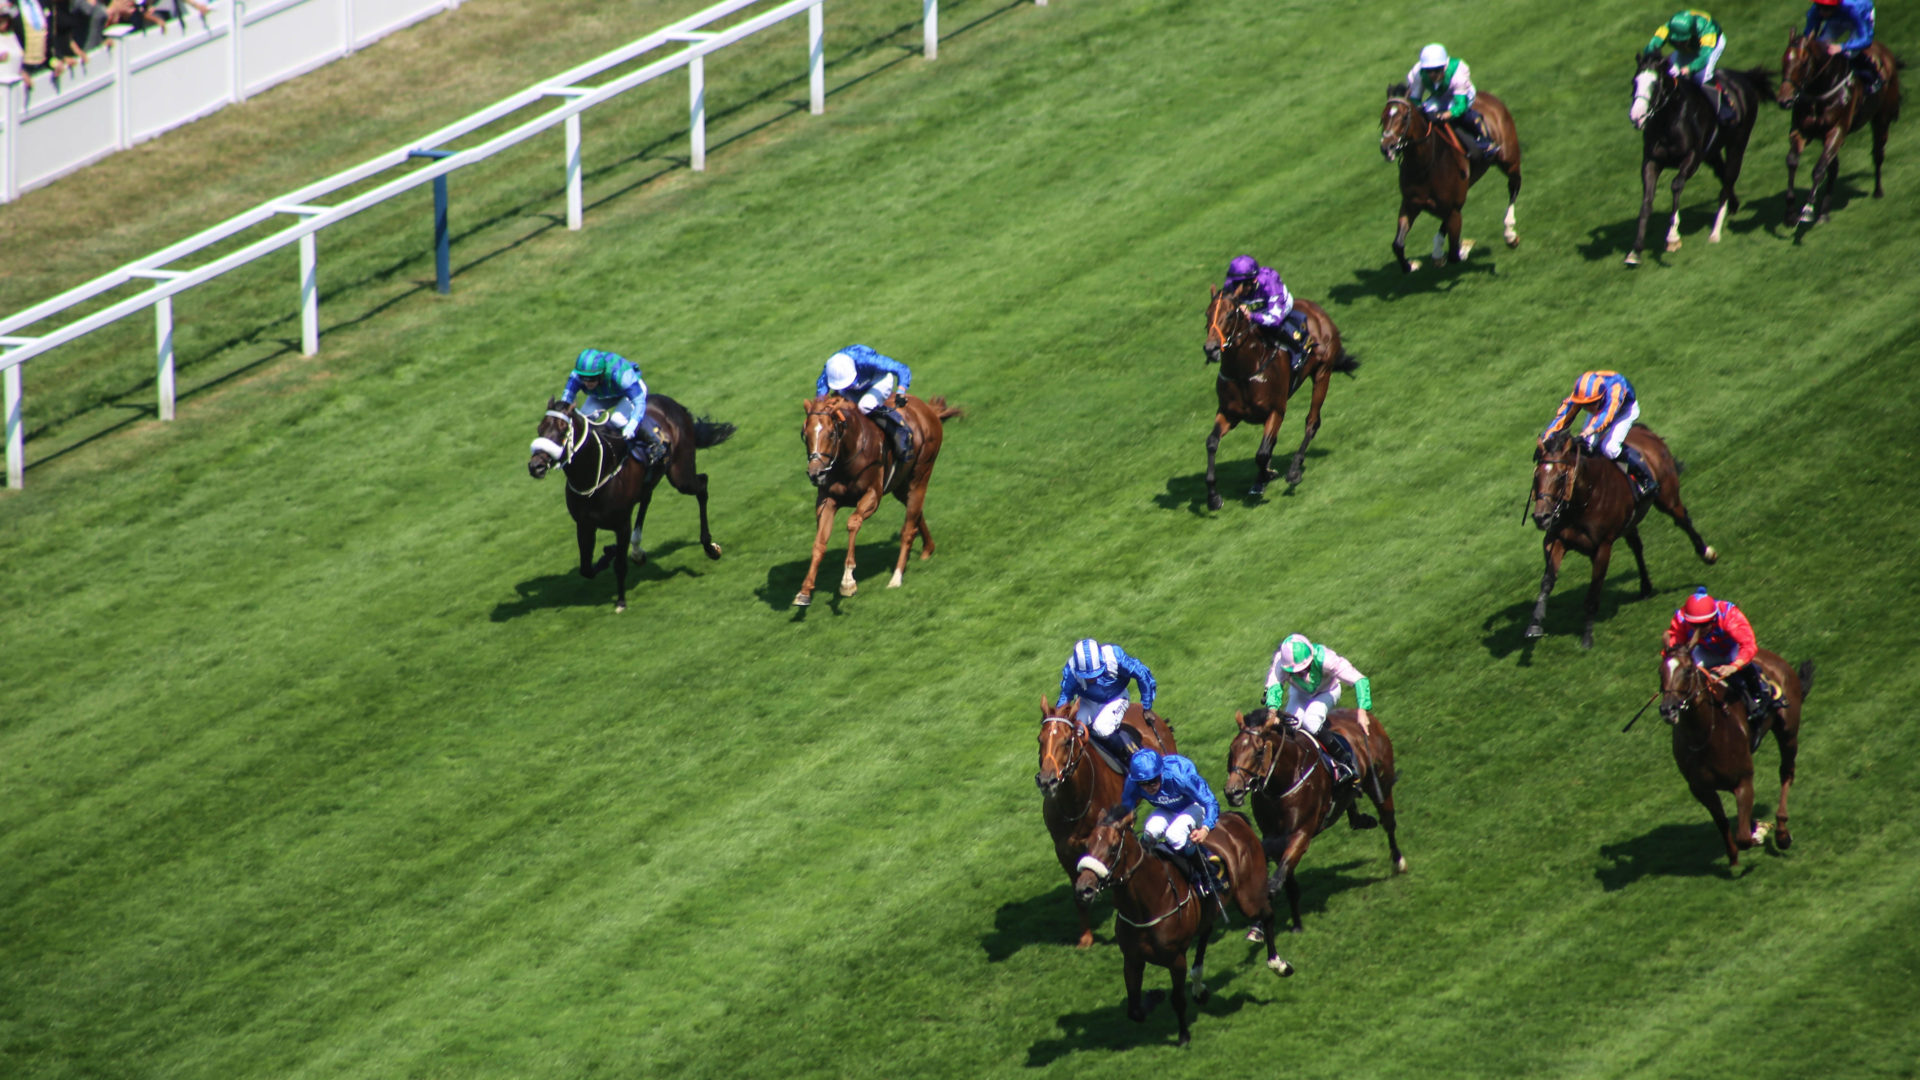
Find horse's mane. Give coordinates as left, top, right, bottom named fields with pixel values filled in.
left=1098, top=803, right=1134, bottom=828
left=1538, top=430, right=1581, bottom=460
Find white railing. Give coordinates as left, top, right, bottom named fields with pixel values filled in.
left=1, top=0, right=463, bottom=203
left=0, top=0, right=1050, bottom=489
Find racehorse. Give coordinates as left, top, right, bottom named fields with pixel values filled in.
left=1524, top=428, right=1717, bottom=648
left=1657, top=644, right=1814, bottom=867
left=1379, top=85, right=1523, bottom=272
left=1201, top=289, right=1359, bottom=511
left=794, top=393, right=962, bottom=606
left=1778, top=30, right=1903, bottom=225
left=1035, top=698, right=1178, bottom=949
left=1073, top=805, right=1291, bottom=1047
left=1223, top=708, right=1404, bottom=935
left=528, top=398, right=734, bottom=612
left=1624, top=56, right=1771, bottom=266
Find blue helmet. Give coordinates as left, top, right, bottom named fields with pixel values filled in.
left=1127, top=748, right=1164, bottom=784
left=1068, top=638, right=1106, bottom=680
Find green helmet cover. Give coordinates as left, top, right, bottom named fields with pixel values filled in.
left=573, top=349, right=614, bottom=379
left=1666, top=13, right=1696, bottom=40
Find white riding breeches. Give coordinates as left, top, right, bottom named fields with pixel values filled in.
left=1076, top=696, right=1131, bottom=739
left=857, top=374, right=899, bottom=414
left=1143, top=808, right=1200, bottom=851
left=1673, top=37, right=1725, bottom=82
left=584, top=394, right=643, bottom=438
left=1283, top=687, right=1341, bottom=735
left=1590, top=401, right=1640, bottom=459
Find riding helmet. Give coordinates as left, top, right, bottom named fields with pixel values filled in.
left=1276, top=633, right=1315, bottom=673
left=1679, top=588, right=1719, bottom=623
left=1418, top=43, right=1450, bottom=69
left=573, top=348, right=618, bottom=379
left=824, top=351, right=858, bottom=392
left=1568, top=371, right=1614, bottom=403
left=1127, top=748, right=1164, bottom=785
left=1068, top=638, right=1109, bottom=680
left=1665, top=13, right=1697, bottom=41
left=1225, top=255, right=1260, bottom=283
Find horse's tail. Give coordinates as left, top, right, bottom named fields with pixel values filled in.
left=928, top=395, right=966, bottom=421
left=1330, top=351, right=1360, bottom=376
left=1736, top=66, right=1774, bottom=100
left=1797, top=660, right=1816, bottom=700
left=692, top=416, right=737, bottom=449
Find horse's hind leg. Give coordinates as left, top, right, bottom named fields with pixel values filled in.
left=1623, top=524, right=1653, bottom=599
left=1711, top=140, right=1746, bottom=242
left=1871, top=117, right=1889, bottom=198
left=1393, top=203, right=1418, bottom=272
left=1285, top=374, right=1332, bottom=489
left=1503, top=165, right=1522, bottom=248
left=610, top=518, right=632, bottom=614
left=629, top=478, right=659, bottom=564
left=1168, top=954, right=1193, bottom=1047
left=1250, top=412, right=1282, bottom=496
left=887, top=482, right=930, bottom=588
left=1204, top=414, right=1232, bottom=512
left=1772, top=723, right=1799, bottom=850
left=1370, top=770, right=1408, bottom=874
left=1657, top=489, right=1718, bottom=563
left=1785, top=131, right=1806, bottom=223
left=667, top=454, right=722, bottom=560
left=1440, top=207, right=1467, bottom=264
left=1579, top=541, right=1614, bottom=650
left=1694, top=782, right=1741, bottom=867
left=1190, top=920, right=1212, bottom=1004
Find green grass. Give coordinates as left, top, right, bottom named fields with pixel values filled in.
left=4, top=0, right=1919, bottom=1077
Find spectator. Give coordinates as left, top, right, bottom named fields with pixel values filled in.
left=68, top=0, right=108, bottom=51
left=0, top=4, right=26, bottom=85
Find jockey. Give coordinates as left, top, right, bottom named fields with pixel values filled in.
left=1264, top=634, right=1372, bottom=785
left=1406, top=44, right=1500, bottom=160
left=1222, top=255, right=1311, bottom=369
left=1805, top=0, right=1882, bottom=96
left=559, top=348, right=664, bottom=465
left=1643, top=10, right=1737, bottom=125
left=817, top=344, right=914, bottom=462
left=1541, top=371, right=1659, bottom=500
left=1665, top=587, right=1787, bottom=749
left=1055, top=638, right=1157, bottom=763
left=1123, top=748, right=1225, bottom=898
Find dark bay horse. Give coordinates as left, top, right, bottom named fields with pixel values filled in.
left=1379, top=86, right=1522, bottom=271
left=1223, top=708, right=1404, bottom=935
left=1525, top=428, right=1716, bottom=648
left=1658, top=644, right=1814, bottom=867
left=1778, top=31, right=1903, bottom=225
left=1201, top=289, right=1359, bottom=511
left=528, top=397, right=733, bottom=612
left=1036, top=698, right=1178, bottom=949
left=1624, top=57, right=1770, bottom=266
left=1072, top=806, right=1291, bottom=1047
left=794, top=393, right=962, bottom=606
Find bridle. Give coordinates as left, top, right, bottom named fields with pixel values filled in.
left=1781, top=37, right=1852, bottom=109
left=804, top=400, right=851, bottom=476
left=1631, top=65, right=1680, bottom=130
left=1227, top=725, right=1284, bottom=797
left=1659, top=648, right=1727, bottom=751
left=1036, top=716, right=1092, bottom=820
left=533, top=408, right=623, bottom=498
left=1380, top=97, right=1437, bottom=163
left=1207, top=292, right=1282, bottom=384
left=1075, top=823, right=1193, bottom=928
left=1531, top=441, right=1581, bottom=526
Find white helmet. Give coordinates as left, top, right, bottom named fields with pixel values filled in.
left=824, top=351, right=858, bottom=392
left=1418, top=43, right=1450, bottom=69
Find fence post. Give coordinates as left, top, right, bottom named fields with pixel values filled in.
left=809, top=3, right=824, bottom=115
left=4, top=361, right=21, bottom=489
left=689, top=55, right=706, bottom=171
left=230, top=0, right=247, bottom=103
left=2, top=77, right=20, bottom=204
left=923, top=0, right=937, bottom=60
left=115, top=34, right=132, bottom=150
left=300, top=232, right=319, bottom=355
left=341, top=0, right=355, bottom=56
left=566, top=113, right=583, bottom=229
left=155, top=296, right=175, bottom=421
left=407, top=149, right=455, bottom=292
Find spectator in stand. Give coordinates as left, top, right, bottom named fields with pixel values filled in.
left=0, top=4, right=27, bottom=85
left=68, top=0, right=109, bottom=51
left=42, top=0, right=88, bottom=72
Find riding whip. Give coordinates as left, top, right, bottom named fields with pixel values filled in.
left=1620, top=690, right=1660, bottom=733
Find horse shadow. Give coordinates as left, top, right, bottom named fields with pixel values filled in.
left=1577, top=190, right=1799, bottom=262
left=1286, top=857, right=1380, bottom=917
left=982, top=885, right=1099, bottom=962
left=1777, top=175, right=1874, bottom=242
left=1326, top=255, right=1498, bottom=306
left=754, top=539, right=912, bottom=614
left=491, top=540, right=701, bottom=621
left=1023, top=966, right=1260, bottom=1064
left=1595, top=822, right=1739, bottom=891
left=1153, top=454, right=1330, bottom=516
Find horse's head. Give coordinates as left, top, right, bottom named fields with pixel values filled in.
left=1779, top=29, right=1815, bottom=108
left=1035, top=698, right=1087, bottom=796
left=1203, top=286, right=1252, bottom=365
left=1224, top=709, right=1281, bottom=807
left=1073, top=804, right=1137, bottom=905
left=1529, top=432, right=1581, bottom=530
left=1380, top=86, right=1418, bottom=161
left=1629, top=52, right=1673, bottom=130
left=529, top=399, right=581, bottom=479
left=1659, top=644, right=1711, bottom=724
left=801, top=395, right=853, bottom=487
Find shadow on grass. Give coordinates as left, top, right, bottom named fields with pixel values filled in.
left=1288, top=857, right=1384, bottom=921
left=982, top=883, right=1100, bottom=962
left=1576, top=189, right=1795, bottom=264
left=1481, top=574, right=1687, bottom=662
left=1595, top=821, right=1737, bottom=890
left=754, top=539, right=915, bottom=614
left=492, top=540, right=701, bottom=620
left=1325, top=252, right=1498, bottom=306
left=1025, top=965, right=1262, bottom=1063
left=1152, top=452, right=1330, bottom=516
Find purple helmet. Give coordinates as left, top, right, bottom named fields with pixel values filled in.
left=1225, top=255, right=1260, bottom=283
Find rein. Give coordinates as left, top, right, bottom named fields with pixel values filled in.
left=805, top=401, right=851, bottom=476
left=1210, top=300, right=1283, bottom=387
left=1039, top=717, right=1095, bottom=825
left=1785, top=45, right=1852, bottom=109
left=561, top=412, right=625, bottom=498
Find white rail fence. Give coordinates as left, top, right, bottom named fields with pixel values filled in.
left=1, top=0, right=464, bottom=203
left=0, top=0, right=1049, bottom=489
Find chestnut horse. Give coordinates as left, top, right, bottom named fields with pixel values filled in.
left=1073, top=806, right=1291, bottom=1047
left=1778, top=31, right=1903, bottom=225
left=794, top=393, right=962, bottom=606
left=1379, top=86, right=1522, bottom=271
left=1623, top=56, right=1771, bottom=266
left=1223, top=708, right=1404, bottom=935
left=1657, top=644, right=1814, bottom=867
left=1525, top=428, right=1716, bottom=648
left=528, top=397, right=733, bottom=612
left=1201, top=289, right=1359, bottom=511
left=1035, top=698, right=1177, bottom=948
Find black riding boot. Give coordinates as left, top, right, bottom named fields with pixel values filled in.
left=1851, top=53, right=1885, bottom=97
left=1709, top=79, right=1738, bottom=128
left=1620, top=444, right=1659, bottom=500
left=1729, top=664, right=1773, bottom=749
left=1181, top=844, right=1221, bottom=899
left=628, top=425, right=665, bottom=467
left=1458, top=110, right=1499, bottom=159
left=1094, top=724, right=1141, bottom=764
left=872, top=407, right=913, bottom=462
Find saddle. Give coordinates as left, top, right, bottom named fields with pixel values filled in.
left=1087, top=721, right=1153, bottom=776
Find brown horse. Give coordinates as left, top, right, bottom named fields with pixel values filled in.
left=1072, top=806, right=1292, bottom=1047
left=1035, top=698, right=1178, bottom=949
left=1379, top=86, right=1522, bottom=271
left=528, top=397, right=733, bottom=612
left=1201, top=289, right=1359, bottom=511
left=1223, top=708, right=1404, bottom=935
left=1778, top=31, right=1903, bottom=225
left=1525, top=428, right=1716, bottom=648
left=794, top=393, right=962, bottom=606
left=1657, top=644, right=1814, bottom=867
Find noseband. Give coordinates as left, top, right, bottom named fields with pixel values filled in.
left=1227, top=728, right=1283, bottom=795
left=805, top=403, right=850, bottom=474
left=1783, top=43, right=1851, bottom=108
left=1380, top=98, right=1428, bottom=160
left=1039, top=716, right=1088, bottom=784
left=536, top=409, right=623, bottom=497
left=1532, top=446, right=1580, bottom=524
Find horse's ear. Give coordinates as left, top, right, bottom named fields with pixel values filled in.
left=1234, top=710, right=1248, bottom=730
left=1388, top=81, right=1408, bottom=98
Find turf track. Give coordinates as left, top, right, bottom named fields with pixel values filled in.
left=3, top=0, right=1919, bottom=1076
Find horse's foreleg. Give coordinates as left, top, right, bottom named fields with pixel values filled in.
left=1070, top=875, right=1096, bottom=949
left=1623, top=524, right=1653, bottom=599
left=794, top=498, right=837, bottom=606
left=1503, top=167, right=1522, bottom=248
left=1627, top=159, right=1660, bottom=266
left=1808, top=130, right=1844, bottom=224
left=1123, top=954, right=1148, bottom=1023
left=1871, top=116, right=1889, bottom=198
left=1393, top=204, right=1417, bottom=272
left=1665, top=164, right=1690, bottom=253
left=1273, top=833, right=1312, bottom=933
left=1190, top=919, right=1212, bottom=1005
left=1734, top=776, right=1760, bottom=851
left=888, top=482, right=930, bottom=588
left=610, top=517, right=631, bottom=614
left=1774, top=728, right=1799, bottom=850
left=839, top=488, right=881, bottom=597
left=1580, top=541, right=1614, bottom=650
left=1286, top=374, right=1332, bottom=488
left=629, top=478, right=658, bottom=564
left=1249, top=412, right=1282, bottom=496
left=1524, top=539, right=1566, bottom=639
left=1204, top=413, right=1231, bottom=512
left=1168, top=953, right=1192, bottom=1047
left=1785, top=131, right=1805, bottom=222
left=1695, top=782, right=1740, bottom=867
left=576, top=519, right=601, bottom=578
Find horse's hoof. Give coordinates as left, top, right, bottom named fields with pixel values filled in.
left=1394, top=854, right=1409, bottom=874
left=629, top=549, right=647, bottom=566
left=1405, top=259, right=1422, bottom=272
left=1815, top=213, right=1831, bottom=225
left=887, top=571, right=903, bottom=589
left=1709, top=232, right=1723, bottom=244
left=1775, top=828, right=1793, bottom=851
left=792, top=593, right=812, bottom=607
left=1623, top=252, right=1640, bottom=267
left=705, top=543, right=722, bottom=560
left=1579, top=633, right=1595, bottom=651
left=1523, top=624, right=1545, bottom=640
left=1247, top=486, right=1267, bottom=498
left=1285, top=469, right=1304, bottom=487
left=1206, top=494, right=1224, bottom=512
left=1666, top=240, right=1682, bottom=253
left=1245, top=925, right=1265, bottom=943
left=1177, top=1032, right=1191, bottom=1048
left=839, top=583, right=858, bottom=597
left=614, top=602, right=627, bottom=614
left=1703, top=545, right=1719, bottom=564
left=1505, top=232, right=1520, bottom=249
left=1191, top=982, right=1210, bottom=1005
left=1459, top=240, right=1474, bottom=259
left=1268, top=956, right=1294, bottom=977
left=1074, top=932, right=1094, bottom=950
